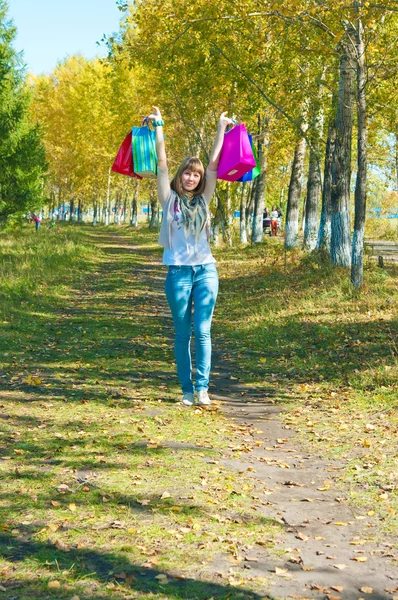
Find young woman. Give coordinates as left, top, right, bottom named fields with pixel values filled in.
left=148, top=106, right=233, bottom=406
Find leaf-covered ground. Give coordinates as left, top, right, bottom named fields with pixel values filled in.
left=0, top=224, right=397, bottom=600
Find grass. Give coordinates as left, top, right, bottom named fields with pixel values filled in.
left=0, top=223, right=397, bottom=599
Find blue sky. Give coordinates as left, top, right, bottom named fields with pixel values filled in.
left=7, top=0, right=123, bottom=74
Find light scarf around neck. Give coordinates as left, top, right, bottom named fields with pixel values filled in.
left=178, top=194, right=209, bottom=245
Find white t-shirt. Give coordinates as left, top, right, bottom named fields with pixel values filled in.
left=158, top=166, right=217, bottom=266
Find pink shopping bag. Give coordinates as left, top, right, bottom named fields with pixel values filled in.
left=217, top=123, right=256, bottom=182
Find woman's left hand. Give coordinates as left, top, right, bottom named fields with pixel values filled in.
left=218, top=111, right=235, bottom=129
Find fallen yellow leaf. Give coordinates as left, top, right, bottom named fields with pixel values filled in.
left=47, top=580, right=61, bottom=589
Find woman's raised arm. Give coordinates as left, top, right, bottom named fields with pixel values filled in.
left=147, top=105, right=170, bottom=205
left=148, top=105, right=167, bottom=170
left=207, top=112, right=234, bottom=172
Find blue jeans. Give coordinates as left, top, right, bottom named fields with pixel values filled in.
left=165, top=264, right=219, bottom=394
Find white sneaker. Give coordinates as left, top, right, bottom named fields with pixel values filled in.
left=182, top=393, right=194, bottom=406
left=197, top=390, right=211, bottom=405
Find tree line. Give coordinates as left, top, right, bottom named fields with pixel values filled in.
left=1, top=0, right=398, bottom=288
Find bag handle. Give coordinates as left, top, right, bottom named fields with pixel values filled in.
left=141, top=116, right=155, bottom=129
left=226, top=118, right=238, bottom=132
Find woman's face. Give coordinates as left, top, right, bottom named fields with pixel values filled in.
left=181, top=169, right=201, bottom=193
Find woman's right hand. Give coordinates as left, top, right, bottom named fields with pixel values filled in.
left=147, top=105, right=162, bottom=122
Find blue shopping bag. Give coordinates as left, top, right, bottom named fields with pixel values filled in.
left=237, top=134, right=261, bottom=182
left=131, top=120, right=158, bottom=178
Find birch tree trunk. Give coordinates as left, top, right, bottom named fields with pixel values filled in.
left=318, top=115, right=336, bottom=251
left=104, top=168, right=111, bottom=226
left=57, top=189, right=62, bottom=220
left=303, top=91, right=324, bottom=251
left=251, top=119, right=270, bottom=243
left=114, top=194, right=122, bottom=224
left=149, top=188, right=159, bottom=229
left=130, top=186, right=138, bottom=226
left=77, top=198, right=83, bottom=223
left=93, top=199, right=98, bottom=226
left=285, top=136, right=307, bottom=248
left=69, top=197, right=75, bottom=222
left=330, top=31, right=355, bottom=267
left=246, top=180, right=255, bottom=235
left=240, top=183, right=248, bottom=244
left=395, top=129, right=398, bottom=191
left=351, top=15, right=367, bottom=288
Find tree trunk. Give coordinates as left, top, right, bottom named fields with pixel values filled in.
left=303, top=91, right=324, bottom=251
left=104, top=168, right=111, bottom=226
left=114, top=194, right=121, bottom=224
left=351, top=15, right=367, bottom=288
left=240, top=183, right=248, bottom=244
left=251, top=117, right=269, bottom=243
left=77, top=198, right=83, bottom=222
left=93, top=199, right=98, bottom=226
left=57, top=189, right=62, bottom=220
left=330, top=31, right=355, bottom=267
left=246, top=182, right=255, bottom=235
left=285, top=136, right=307, bottom=248
left=318, top=113, right=337, bottom=251
left=122, top=194, right=128, bottom=224
left=131, top=186, right=138, bottom=226
left=223, top=184, right=233, bottom=246
left=395, top=129, right=398, bottom=191
left=69, top=197, right=75, bottom=221
left=130, top=186, right=138, bottom=226
left=149, top=188, right=159, bottom=229
left=212, top=189, right=232, bottom=245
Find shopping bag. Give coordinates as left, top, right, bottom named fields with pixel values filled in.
left=132, top=121, right=158, bottom=178
left=237, top=134, right=261, bottom=182
left=217, top=123, right=256, bottom=182
left=111, top=131, right=143, bottom=179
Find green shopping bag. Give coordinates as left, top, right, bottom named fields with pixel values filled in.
left=131, top=120, right=158, bottom=178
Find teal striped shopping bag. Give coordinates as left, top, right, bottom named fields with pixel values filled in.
left=131, top=122, right=158, bottom=178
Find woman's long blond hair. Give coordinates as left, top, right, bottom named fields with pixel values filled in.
left=170, top=157, right=206, bottom=197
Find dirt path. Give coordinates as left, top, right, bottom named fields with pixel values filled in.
left=211, top=371, right=398, bottom=599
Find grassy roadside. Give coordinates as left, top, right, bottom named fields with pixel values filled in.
left=213, top=239, right=398, bottom=536
left=0, top=224, right=280, bottom=600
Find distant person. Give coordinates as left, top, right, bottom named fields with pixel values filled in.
left=148, top=105, right=234, bottom=407
left=270, top=205, right=279, bottom=236
left=31, top=213, right=41, bottom=232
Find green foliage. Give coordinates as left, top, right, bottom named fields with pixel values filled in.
left=0, top=0, right=46, bottom=225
